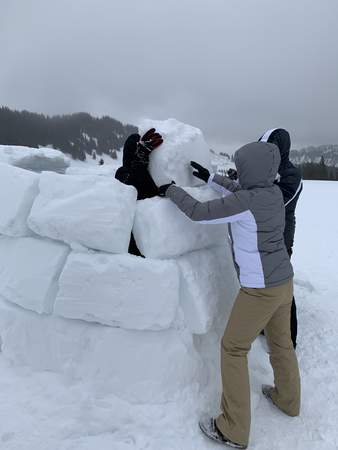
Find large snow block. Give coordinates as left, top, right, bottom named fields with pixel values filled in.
left=28, top=172, right=137, bottom=253
left=0, top=163, right=39, bottom=236
left=133, top=185, right=227, bottom=258
left=139, top=118, right=211, bottom=187
left=177, top=246, right=239, bottom=334
left=0, top=236, right=69, bottom=314
left=0, top=300, right=203, bottom=403
left=54, top=252, right=180, bottom=330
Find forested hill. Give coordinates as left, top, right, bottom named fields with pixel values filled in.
left=0, top=107, right=137, bottom=160
left=290, top=145, right=338, bottom=167
left=290, top=145, right=338, bottom=180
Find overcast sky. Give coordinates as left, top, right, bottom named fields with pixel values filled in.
left=1, top=0, right=338, bottom=152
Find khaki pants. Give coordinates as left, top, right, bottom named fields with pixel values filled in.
left=215, top=279, right=301, bottom=446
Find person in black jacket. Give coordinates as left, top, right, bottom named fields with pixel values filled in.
left=259, top=128, right=303, bottom=348
left=115, top=128, right=163, bottom=256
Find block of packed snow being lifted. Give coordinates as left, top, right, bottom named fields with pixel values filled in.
left=28, top=172, right=137, bottom=253
left=0, top=163, right=39, bottom=237
left=0, top=145, right=70, bottom=173
left=133, top=185, right=227, bottom=258
left=54, top=252, right=180, bottom=330
left=139, top=118, right=211, bottom=187
left=0, top=236, right=69, bottom=314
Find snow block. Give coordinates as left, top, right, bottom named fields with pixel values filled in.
left=0, top=236, right=69, bottom=314
left=133, top=185, right=227, bottom=258
left=54, top=252, right=180, bottom=331
left=28, top=172, right=137, bottom=253
left=0, top=145, right=70, bottom=173
left=0, top=163, right=39, bottom=236
left=0, top=300, right=203, bottom=403
left=139, top=118, right=211, bottom=187
left=177, top=246, right=239, bottom=334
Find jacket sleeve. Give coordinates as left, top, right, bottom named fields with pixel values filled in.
left=166, top=185, right=249, bottom=224
left=115, top=166, right=131, bottom=185
left=275, top=167, right=302, bottom=207
left=207, top=173, right=241, bottom=196
left=115, top=165, right=158, bottom=200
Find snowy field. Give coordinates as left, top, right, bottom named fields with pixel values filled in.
left=0, top=177, right=337, bottom=450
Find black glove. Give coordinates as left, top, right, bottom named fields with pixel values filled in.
left=135, top=128, right=163, bottom=165
left=190, top=161, right=210, bottom=183
left=158, top=181, right=175, bottom=197
left=227, top=168, right=238, bottom=181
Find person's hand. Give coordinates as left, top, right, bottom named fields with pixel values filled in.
left=140, top=128, right=163, bottom=151
left=141, top=128, right=163, bottom=150
left=190, top=161, right=210, bottom=183
left=158, top=181, right=175, bottom=197
left=227, top=168, right=238, bottom=180
left=135, top=128, right=163, bottom=165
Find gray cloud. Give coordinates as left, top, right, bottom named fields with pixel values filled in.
left=1, top=0, right=338, bottom=152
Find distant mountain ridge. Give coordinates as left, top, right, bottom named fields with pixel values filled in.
left=290, top=145, right=338, bottom=167
left=0, top=106, right=137, bottom=160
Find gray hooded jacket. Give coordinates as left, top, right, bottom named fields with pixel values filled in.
left=166, top=142, right=293, bottom=288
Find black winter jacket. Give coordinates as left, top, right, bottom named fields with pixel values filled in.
left=115, top=133, right=158, bottom=256
left=259, top=129, right=302, bottom=252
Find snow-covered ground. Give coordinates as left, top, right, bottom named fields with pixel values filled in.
left=0, top=180, right=337, bottom=450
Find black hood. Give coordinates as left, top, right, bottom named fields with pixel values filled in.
left=259, top=128, right=291, bottom=165
left=122, top=133, right=141, bottom=167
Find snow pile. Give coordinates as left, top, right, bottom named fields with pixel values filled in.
left=139, top=118, right=211, bottom=187
left=28, top=172, right=137, bottom=253
left=0, top=118, right=239, bottom=405
left=0, top=145, right=70, bottom=173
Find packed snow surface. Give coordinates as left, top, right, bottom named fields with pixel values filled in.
left=0, top=300, right=203, bottom=405
left=28, top=172, right=137, bottom=253
left=0, top=236, right=69, bottom=314
left=139, top=118, right=211, bottom=187
left=54, top=252, right=180, bottom=330
left=0, top=181, right=337, bottom=450
left=177, top=246, right=238, bottom=334
left=0, top=163, right=39, bottom=236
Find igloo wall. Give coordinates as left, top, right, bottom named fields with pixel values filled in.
left=0, top=120, right=239, bottom=404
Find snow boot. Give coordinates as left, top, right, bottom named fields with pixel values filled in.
left=262, top=384, right=280, bottom=411
left=199, top=416, right=247, bottom=449
left=262, top=384, right=299, bottom=417
left=262, top=384, right=274, bottom=400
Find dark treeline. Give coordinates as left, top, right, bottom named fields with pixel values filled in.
left=297, top=156, right=338, bottom=181
left=0, top=106, right=137, bottom=160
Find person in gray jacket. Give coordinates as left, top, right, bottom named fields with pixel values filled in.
left=159, top=142, right=301, bottom=449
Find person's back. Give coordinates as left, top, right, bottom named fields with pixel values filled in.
left=259, top=128, right=302, bottom=347
left=279, top=158, right=302, bottom=252
left=259, top=128, right=302, bottom=253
